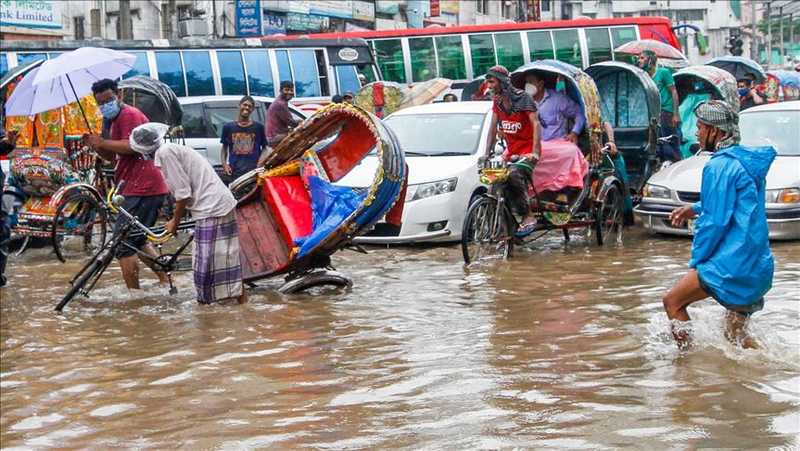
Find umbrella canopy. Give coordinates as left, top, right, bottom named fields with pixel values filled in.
left=768, top=70, right=800, bottom=88
left=6, top=47, right=135, bottom=132
left=460, top=76, right=488, bottom=101
left=707, top=56, right=766, bottom=83
left=0, top=59, right=44, bottom=91
left=615, top=39, right=687, bottom=60
left=400, top=78, right=452, bottom=108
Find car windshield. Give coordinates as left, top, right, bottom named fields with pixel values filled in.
left=739, top=110, right=800, bottom=156
left=385, top=113, right=485, bottom=156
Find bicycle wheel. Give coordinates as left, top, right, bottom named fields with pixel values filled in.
left=461, top=196, right=513, bottom=264
left=595, top=184, right=624, bottom=246
left=52, top=194, right=108, bottom=263
left=54, top=247, right=115, bottom=312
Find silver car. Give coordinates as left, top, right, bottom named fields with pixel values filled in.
left=635, top=101, right=800, bottom=240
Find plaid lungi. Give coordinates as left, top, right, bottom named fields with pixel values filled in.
left=193, top=210, right=243, bottom=304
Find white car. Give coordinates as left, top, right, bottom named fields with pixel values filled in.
left=339, top=101, right=495, bottom=244
left=178, top=95, right=306, bottom=172
left=635, top=101, right=800, bottom=240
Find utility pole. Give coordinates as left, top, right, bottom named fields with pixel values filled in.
left=211, top=0, right=218, bottom=38
left=766, top=1, right=772, bottom=68
left=779, top=5, right=785, bottom=67
left=119, top=0, right=132, bottom=39
left=750, top=0, right=757, bottom=60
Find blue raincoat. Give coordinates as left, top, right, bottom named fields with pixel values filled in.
left=689, top=145, right=776, bottom=310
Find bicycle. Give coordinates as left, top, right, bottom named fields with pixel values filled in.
left=462, top=144, right=624, bottom=264
left=54, top=185, right=194, bottom=312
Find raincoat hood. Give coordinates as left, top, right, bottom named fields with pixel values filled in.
left=716, top=144, right=776, bottom=184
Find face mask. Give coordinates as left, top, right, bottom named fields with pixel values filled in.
left=100, top=100, right=121, bottom=120
left=525, top=83, right=537, bottom=96
left=738, top=87, right=749, bottom=97
left=555, top=80, right=566, bottom=92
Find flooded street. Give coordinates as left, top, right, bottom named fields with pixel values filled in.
left=1, top=230, right=798, bottom=449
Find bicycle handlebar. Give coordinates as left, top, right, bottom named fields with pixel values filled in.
left=107, top=182, right=174, bottom=244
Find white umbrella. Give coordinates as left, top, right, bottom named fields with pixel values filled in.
left=5, top=47, right=136, bottom=132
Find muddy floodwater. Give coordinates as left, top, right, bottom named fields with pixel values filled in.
left=1, top=230, right=798, bottom=449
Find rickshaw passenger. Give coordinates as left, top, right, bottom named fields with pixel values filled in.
left=738, top=75, right=764, bottom=111
left=678, top=81, right=712, bottom=158
left=523, top=72, right=589, bottom=201
left=485, top=65, right=542, bottom=229
left=637, top=50, right=682, bottom=163
left=524, top=73, right=585, bottom=143
left=85, top=78, right=170, bottom=290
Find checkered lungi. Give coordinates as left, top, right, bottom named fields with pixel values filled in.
left=193, top=210, right=243, bottom=304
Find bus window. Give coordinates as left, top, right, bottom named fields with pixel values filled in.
left=435, top=35, right=466, bottom=80
left=182, top=51, right=214, bottom=96
left=553, top=29, right=582, bottom=67
left=611, top=26, right=637, bottom=48
left=527, top=31, right=555, bottom=62
left=123, top=51, right=149, bottom=79
left=495, top=33, right=524, bottom=72
left=243, top=50, right=274, bottom=97
left=469, top=34, right=496, bottom=78
left=47, top=52, right=63, bottom=59
left=409, top=37, right=437, bottom=82
left=216, top=50, right=246, bottom=95
left=373, top=39, right=406, bottom=83
left=356, top=63, right=377, bottom=84
left=276, top=50, right=292, bottom=86
left=289, top=50, right=321, bottom=97
left=585, top=28, right=612, bottom=65
left=314, top=49, right=330, bottom=96
left=335, top=65, right=361, bottom=94
left=155, top=51, right=186, bottom=96
left=0, top=54, right=7, bottom=79
left=17, top=53, right=47, bottom=65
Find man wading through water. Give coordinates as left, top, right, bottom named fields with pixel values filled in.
left=85, top=79, right=169, bottom=290
left=484, top=65, right=542, bottom=233
left=664, top=100, right=775, bottom=350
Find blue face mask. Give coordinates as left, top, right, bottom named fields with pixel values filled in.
left=555, top=80, right=566, bottom=92
left=100, top=99, right=121, bottom=120
left=737, top=87, right=749, bottom=97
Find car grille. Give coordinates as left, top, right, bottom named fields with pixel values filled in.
left=677, top=191, right=700, bottom=203
left=365, top=223, right=401, bottom=237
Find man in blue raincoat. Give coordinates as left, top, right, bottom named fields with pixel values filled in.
left=663, top=100, right=775, bottom=350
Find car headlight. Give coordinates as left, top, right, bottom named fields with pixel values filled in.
left=642, top=183, right=671, bottom=199
left=765, top=187, right=800, bottom=204
left=408, top=178, right=458, bottom=202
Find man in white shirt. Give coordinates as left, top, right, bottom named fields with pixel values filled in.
left=129, top=123, right=247, bottom=305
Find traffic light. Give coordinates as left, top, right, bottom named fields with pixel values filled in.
left=729, top=36, right=743, bottom=56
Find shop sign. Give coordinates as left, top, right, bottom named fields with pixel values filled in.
left=235, top=0, right=262, bottom=37
left=0, top=0, right=62, bottom=29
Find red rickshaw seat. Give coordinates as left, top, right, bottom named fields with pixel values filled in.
left=261, top=176, right=313, bottom=247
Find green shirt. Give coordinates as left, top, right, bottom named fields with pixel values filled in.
left=652, top=66, right=675, bottom=113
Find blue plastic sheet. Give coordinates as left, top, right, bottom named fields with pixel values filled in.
left=294, top=176, right=366, bottom=257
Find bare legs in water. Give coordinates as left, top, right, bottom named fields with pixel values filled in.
left=662, top=269, right=757, bottom=350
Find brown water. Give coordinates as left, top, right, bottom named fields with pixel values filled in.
left=2, top=230, right=799, bottom=449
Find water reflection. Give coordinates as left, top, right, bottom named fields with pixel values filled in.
left=1, top=231, right=798, bottom=448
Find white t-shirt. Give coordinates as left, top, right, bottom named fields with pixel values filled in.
left=154, top=143, right=236, bottom=220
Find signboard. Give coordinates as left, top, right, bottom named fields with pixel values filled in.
left=309, top=0, right=353, bottom=19
left=0, top=0, right=62, bottom=29
left=263, top=12, right=286, bottom=35
left=376, top=1, right=401, bottom=15
left=430, top=0, right=440, bottom=17
left=441, top=0, right=459, bottom=15
left=235, top=0, right=262, bottom=36
left=286, top=12, right=329, bottom=32
left=262, top=0, right=310, bottom=14
left=352, top=1, right=375, bottom=22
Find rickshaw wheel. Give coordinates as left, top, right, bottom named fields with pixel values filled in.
left=594, top=184, right=624, bottom=246
left=461, top=196, right=514, bottom=264
left=278, top=270, right=353, bottom=294
left=52, top=194, right=108, bottom=263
